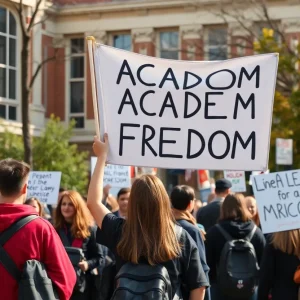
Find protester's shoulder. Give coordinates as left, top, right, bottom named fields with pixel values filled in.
left=100, top=213, right=125, bottom=232
left=179, top=226, right=198, bottom=252
left=178, top=220, right=199, bottom=236
left=28, top=216, right=54, bottom=230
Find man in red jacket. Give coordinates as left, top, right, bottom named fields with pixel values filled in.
left=0, top=158, right=76, bottom=300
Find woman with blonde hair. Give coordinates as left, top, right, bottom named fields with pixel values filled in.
left=205, top=193, right=265, bottom=300
left=55, top=190, right=104, bottom=300
left=245, top=196, right=260, bottom=227
left=258, top=229, right=300, bottom=300
left=87, top=135, right=208, bottom=300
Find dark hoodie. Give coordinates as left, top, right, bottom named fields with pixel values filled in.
left=205, top=219, right=266, bottom=283
left=0, top=203, right=76, bottom=300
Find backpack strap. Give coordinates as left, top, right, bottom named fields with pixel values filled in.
left=245, top=225, right=257, bottom=242
left=0, top=215, right=39, bottom=281
left=216, top=224, right=233, bottom=241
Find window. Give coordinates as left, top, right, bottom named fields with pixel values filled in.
left=113, top=34, right=131, bottom=51
left=69, top=38, right=85, bottom=128
left=159, top=31, right=179, bottom=60
left=207, top=28, right=227, bottom=61
left=0, top=7, right=17, bottom=121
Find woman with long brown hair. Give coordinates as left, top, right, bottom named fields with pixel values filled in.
left=205, top=193, right=266, bottom=300
left=55, top=190, right=104, bottom=300
left=25, top=197, right=45, bottom=217
left=258, top=230, right=300, bottom=300
left=87, top=135, right=208, bottom=300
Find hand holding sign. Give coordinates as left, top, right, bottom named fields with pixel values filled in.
left=93, top=134, right=109, bottom=159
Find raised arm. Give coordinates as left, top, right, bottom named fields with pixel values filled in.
left=87, top=135, right=111, bottom=228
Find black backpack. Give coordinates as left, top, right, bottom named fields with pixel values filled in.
left=58, top=229, right=87, bottom=293
left=0, top=215, right=59, bottom=300
left=216, top=224, right=259, bottom=299
left=111, top=225, right=183, bottom=300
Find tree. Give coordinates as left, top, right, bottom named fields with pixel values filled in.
left=253, top=28, right=300, bottom=169
left=182, top=0, right=300, bottom=170
left=33, top=115, right=89, bottom=194
left=0, top=124, right=24, bottom=161
left=13, top=0, right=57, bottom=166
left=0, top=115, right=89, bottom=195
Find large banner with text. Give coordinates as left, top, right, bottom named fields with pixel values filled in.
left=93, top=44, right=278, bottom=170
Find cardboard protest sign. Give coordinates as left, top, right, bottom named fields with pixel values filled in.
left=27, top=171, right=61, bottom=204
left=252, top=170, right=300, bottom=233
left=91, top=44, right=278, bottom=170
left=224, top=170, right=246, bottom=193
left=276, top=138, right=293, bottom=165
left=91, top=157, right=131, bottom=188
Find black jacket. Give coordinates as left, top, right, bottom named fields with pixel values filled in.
left=59, top=224, right=105, bottom=271
left=257, top=242, right=299, bottom=300
left=205, top=219, right=266, bottom=283
left=196, top=198, right=223, bottom=231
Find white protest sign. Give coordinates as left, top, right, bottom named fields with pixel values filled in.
left=27, top=171, right=61, bottom=204
left=224, top=170, right=246, bottom=192
left=276, top=138, right=293, bottom=165
left=252, top=170, right=300, bottom=233
left=91, top=157, right=131, bottom=188
left=91, top=45, right=278, bottom=171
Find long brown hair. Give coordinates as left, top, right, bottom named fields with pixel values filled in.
left=55, top=190, right=93, bottom=239
left=272, top=230, right=300, bottom=257
left=25, top=197, right=45, bottom=217
left=117, top=175, right=181, bottom=265
left=220, top=193, right=252, bottom=222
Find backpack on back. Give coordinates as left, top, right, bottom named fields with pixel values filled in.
left=216, top=224, right=259, bottom=299
left=111, top=225, right=183, bottom=300
left=0, top=215, right=59, bottom=300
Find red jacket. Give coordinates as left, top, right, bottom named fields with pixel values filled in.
left=0, top=203, right=76, bottom=300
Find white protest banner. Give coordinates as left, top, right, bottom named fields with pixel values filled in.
left=27, top=171, right=61, bottom=204
left=91, top=42, right=278, bottom=170
left=252, top=170, right=300, bottom=233
left=91, top=157, right=131, bottom=188
left=276, top=138, right=293, bottom=165
left=224, top=170, right=246, bottom=193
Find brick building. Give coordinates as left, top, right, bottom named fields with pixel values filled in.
left=1, top=0, right=300, bottom=191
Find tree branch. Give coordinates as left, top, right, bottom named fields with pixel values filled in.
left=29, top=49, right=58, bottom=89
left=28, top=0, right=44, bottom=33
left=13, top=0, right=28, bottom=38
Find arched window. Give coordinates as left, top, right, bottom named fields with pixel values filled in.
left=0, top=6, right=17, bottom=121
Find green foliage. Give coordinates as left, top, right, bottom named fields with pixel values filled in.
left=0, top=115, right=89, bottom=195
left=0, top=123, right=24, bottom=161
left=254, top=29, right=300, bottom=170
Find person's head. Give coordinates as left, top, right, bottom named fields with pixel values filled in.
left=55, top=190, right=93, bottom=239
left=220, top=193, right=251, bottom=222
left=207, top=192, right=216, bottom=204
left=25, top=197, right=44, bottom=217
left=117, top=175, right=180, bottom=265
left=0, top=159, right=30, bottom=204
left=245, top=196, right=257, bottom=217
left=245, top=196, right=260, bottom=226
left=215, top=179, right=232, bottom=197
left=170, top=185, right=195, bottom=212
left=117, top=187, right=130, bottom=214
left=272, top=229, right=300, bottom=257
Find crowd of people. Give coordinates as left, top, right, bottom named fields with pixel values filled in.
left=0, top=134, right=300, bottom=300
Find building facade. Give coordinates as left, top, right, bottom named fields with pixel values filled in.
left=1, top=0, right=300, bottom=191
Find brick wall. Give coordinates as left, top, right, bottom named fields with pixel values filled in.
left=42, top=35, right=66, bottom=120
